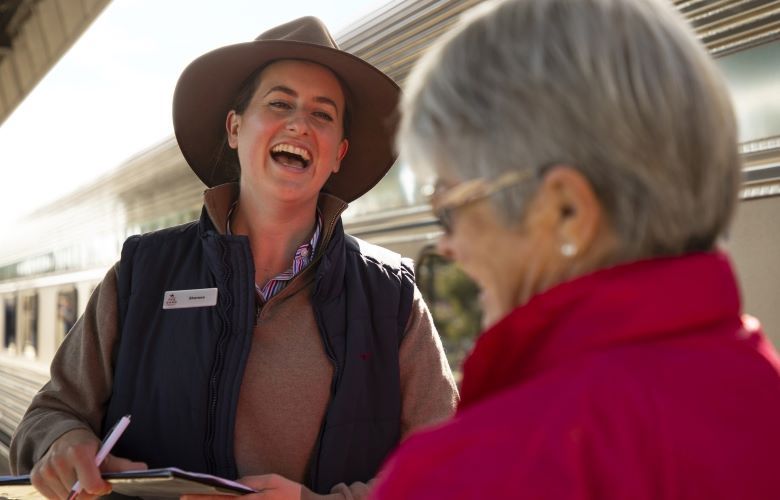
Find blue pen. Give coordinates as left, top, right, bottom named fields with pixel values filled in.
left=66, top=415, right=131, bottom=500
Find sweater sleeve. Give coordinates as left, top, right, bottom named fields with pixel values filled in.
left=9, top=263, right=121, bottom=474
left=398, top=285, right=459, bottom=438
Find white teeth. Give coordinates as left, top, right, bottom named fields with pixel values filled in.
left=271, top=144, right=311, bottom=161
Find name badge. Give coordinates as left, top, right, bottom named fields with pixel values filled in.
left=162, top=288, right=218, bottom=309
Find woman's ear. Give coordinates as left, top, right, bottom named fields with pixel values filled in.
left=540, top=165, right=605, bottom=257
left=226, top=111, right=240, bottom=149
left=335, top=138, right=349, bottom=170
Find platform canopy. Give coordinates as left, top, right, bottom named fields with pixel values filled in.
left=0, top=0, right=110, bottom=126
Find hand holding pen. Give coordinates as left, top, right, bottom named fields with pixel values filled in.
left=29, top=415, right=147, bottom=500
left=65, top=415, right=131, bottom=500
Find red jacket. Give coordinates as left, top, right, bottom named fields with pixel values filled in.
left=373, top=252, right=780, bottom=499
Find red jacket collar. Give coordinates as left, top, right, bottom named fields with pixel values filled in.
left=459, top=251, right=742, bottom=410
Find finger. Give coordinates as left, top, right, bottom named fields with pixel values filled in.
left=45, top=436, right=100, bottom=497
left=30, top=463, right=68, bottom=500
left=67, top=446, right=107, bottom=496
left=348, top=481, right=370, bottom=496
left=101, top=454, right=148, bottom=472
left=78, top=482, right=113, bottom=498
left=238, top=473, right=279, bottom=489
left=331, top=481, right=370, bottom=497
left=48, top=452, right=81, bottom=499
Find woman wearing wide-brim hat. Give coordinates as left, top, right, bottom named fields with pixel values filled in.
left=11, top=17, right=458, bottom=500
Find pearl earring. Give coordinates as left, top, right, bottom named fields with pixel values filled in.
left=561, top=242, right=577, bottom=257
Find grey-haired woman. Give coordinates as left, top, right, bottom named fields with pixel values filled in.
left=373, top=0, right=780, bottom=498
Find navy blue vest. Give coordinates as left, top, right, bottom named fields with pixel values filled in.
left=105, top=208, right=414, bottom=493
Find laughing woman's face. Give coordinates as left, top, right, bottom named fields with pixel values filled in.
left=226, top=59, right=349, bottom=207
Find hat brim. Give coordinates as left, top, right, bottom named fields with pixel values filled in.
left=172, top=40, right=400, bottom=203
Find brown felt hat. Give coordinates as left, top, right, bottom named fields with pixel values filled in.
left=172, top=16, right=400, bottom=203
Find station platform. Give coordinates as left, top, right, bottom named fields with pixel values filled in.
left=0, top=355, right=49, bottom=476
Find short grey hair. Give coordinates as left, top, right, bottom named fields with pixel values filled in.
left=400, top=0, right=741, bottom=262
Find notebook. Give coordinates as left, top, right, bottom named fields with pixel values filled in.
left=0, top=467, right=257, bottom=499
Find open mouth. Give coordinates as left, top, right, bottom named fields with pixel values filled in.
left=271, top=143, right=311, bottom=169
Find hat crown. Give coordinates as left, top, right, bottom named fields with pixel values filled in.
left=255, top=16, right=339, bottom=50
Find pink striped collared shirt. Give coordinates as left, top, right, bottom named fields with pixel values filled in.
left=227, top=205, right=322, bottom=303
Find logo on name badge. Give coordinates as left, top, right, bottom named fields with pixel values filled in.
left=162, top=288, right=218, bottom=309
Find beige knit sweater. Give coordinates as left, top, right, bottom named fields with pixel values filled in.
left=10, top=184, right=459, bottom=499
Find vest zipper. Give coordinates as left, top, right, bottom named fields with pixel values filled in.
left=205, top=331, right=228, bottom=473
left=308, top=212, right=342, bottom=490
left=204, top=237, right=234, bottom=475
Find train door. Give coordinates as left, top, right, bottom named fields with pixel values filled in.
left=56, top=287, right=78, bottom=345
left=17, top=292, right=38, bottom=359
left=2, top=296, right=16, bottom=354
left=725, top=161, right=780, bottom=346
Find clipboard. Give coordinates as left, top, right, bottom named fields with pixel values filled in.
left=0, top=467, right=256, bottom=499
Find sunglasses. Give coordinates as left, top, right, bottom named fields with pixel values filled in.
left=429, top=169, right=535, bottom=234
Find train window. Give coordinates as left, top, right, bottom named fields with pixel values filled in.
left=344, top=161, right=428, bottom=220
left=3, top=297, right=16, bottom=352
left=416, top=246, right=482, bottom=377
left=57, top=288, right=78, bottom=345
left=717, top=40, right=780, bottom=143
left=19, top=293, right=38, bottom=358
